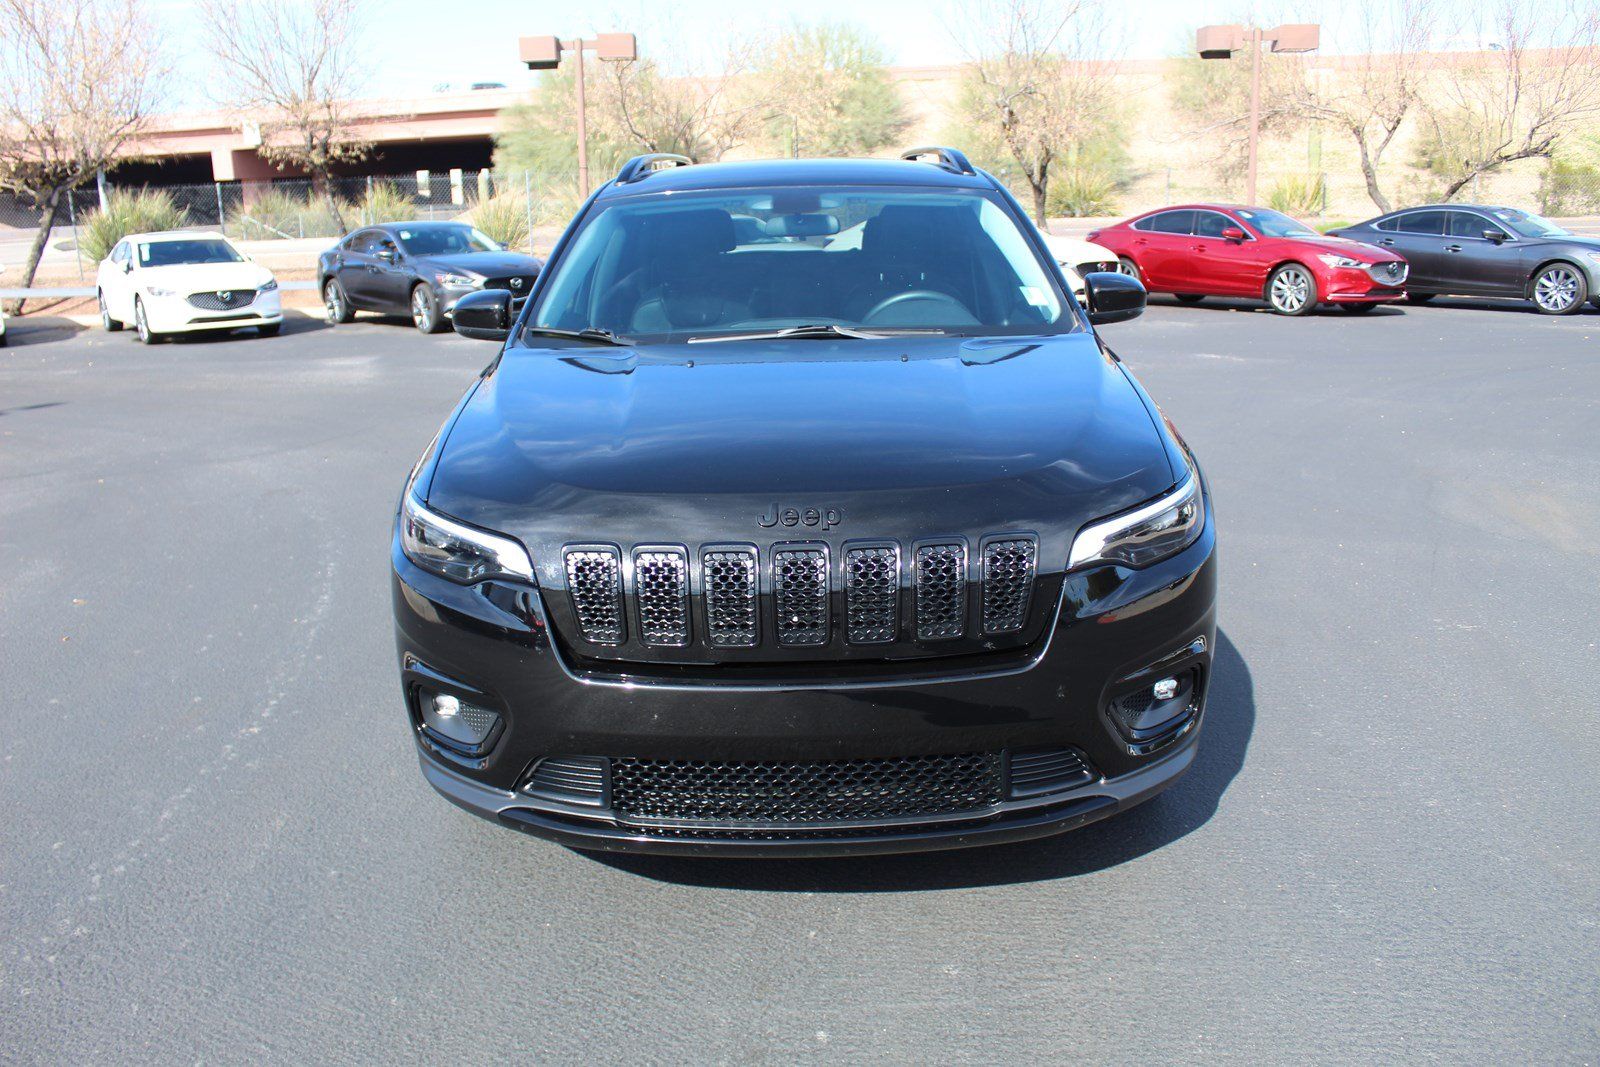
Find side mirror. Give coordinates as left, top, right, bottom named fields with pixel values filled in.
left=376, top=247, right=397, bottom=263
left=1221, top=226, right=1246, bottom=242
left=1484, top=230, right=1507, bottom=244
left=452, top=288, right=512, bottom=342
left=1084, top=271, right=1146, bottom=326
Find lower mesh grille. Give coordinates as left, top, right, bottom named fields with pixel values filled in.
left=773, top=545, right=829, bottom=646
left=609, top=752, right=1003, bottom=826
left=1009, top=747, right=1095, bottom=797
left=186, top=289, right=257, bottom=311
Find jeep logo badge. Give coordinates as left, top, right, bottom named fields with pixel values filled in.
left=758, top=503, right=843, bottom=529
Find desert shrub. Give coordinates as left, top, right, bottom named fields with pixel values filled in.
left=355, top=181, right=414, bottom=226
left=1046, top=168, right=1122, bottom=218
left=465, top=193, right=532, bottom=251
left=79, top=188, right=188, bottom=262
left=1538, top=155, right=1600, bottom=217
left=227, top=188, right=339, bottom=239
left=1267, top=174, right=1326, bottom=217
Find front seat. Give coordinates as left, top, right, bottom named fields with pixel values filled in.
left=630, top=209, right=750, bottom=333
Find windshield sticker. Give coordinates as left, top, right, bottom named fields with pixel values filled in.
left=1021, top=285, right=1050, bottom=307
left=399, top=230, right=413, bottom=240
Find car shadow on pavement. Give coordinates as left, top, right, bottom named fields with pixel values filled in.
left=4, top=316, right=90, bottom=346
left=1148, top=296, right=1407, bottom=317
left=590, top=629, right=1255, bottom=893
left=165, top=316, right=328, bottom=344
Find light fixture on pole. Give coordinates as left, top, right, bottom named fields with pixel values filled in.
left=1196, top=23, right=1319, bottom=205
left=519, top=32, right=638, bottom=196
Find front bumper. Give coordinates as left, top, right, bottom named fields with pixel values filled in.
left=1322, top=262, right=1408, bottom=303
left=144, top=290, right=282, bottom=333
left=393, top=503, right=1217, bottom=856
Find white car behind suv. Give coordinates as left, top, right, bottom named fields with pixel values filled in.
left=97, top=231, right=282, bottom=344
left=1041, top=232, right=1124, bottom=304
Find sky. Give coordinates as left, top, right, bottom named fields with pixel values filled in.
left=150, top=0, right=1497, bottom=112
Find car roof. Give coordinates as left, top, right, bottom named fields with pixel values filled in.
left=125, top=230, right=229, bottom=242
left=374, top=220, right=473, bottom=230
left=595, top=157, right=995, bottom=199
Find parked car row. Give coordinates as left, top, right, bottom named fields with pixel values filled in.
left=83, top=197, right=1595, bottom=350
left=1085, top=202, right=1600, bottom=317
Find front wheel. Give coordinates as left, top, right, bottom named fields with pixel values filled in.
left=99, top=290, right=123, bottom=331
left=411, top=284, right=445, bottom=334
left=1266, top=263, right=1317, bottom=316
left=1117, top=257, right=1141, bottom=282
left=134, top=297, right=165, bottom=344
left=1530, top=263, right=1587, bottom=315
left=324, top=278, right=354, bottom=324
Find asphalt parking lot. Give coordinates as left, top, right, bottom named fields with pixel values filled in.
left=3, top=297, right=1598, bottom=1060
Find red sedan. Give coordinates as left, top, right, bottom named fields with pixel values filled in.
left=1088, top=205, right=1409, bottom=316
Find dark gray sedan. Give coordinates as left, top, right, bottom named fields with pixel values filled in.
left=1330, top=205, right=1600, bottom=314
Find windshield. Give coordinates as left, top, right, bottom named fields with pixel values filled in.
left=396, top=225, right=502, bottom=255
left=1489, top=208, right=1571, bottom=238
left=528, top=187, right=1073, bottom=343
left=138, top=239, right=244, bottom=267
left=1235, top=208, right=1318, bottom=238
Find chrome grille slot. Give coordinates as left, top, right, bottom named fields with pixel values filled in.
left=914, top=542, right=967, bottom=640
left=632, top=547, right=689, bottom=647
left=564, top=546, right=625, bottom=644
left=981, top=536, right=1036, bottom=634
left=844, top=543, right=899, bottom=644
left=702, top=546, right=758, bottom=647
left=773, top=544, right=829, bottom=646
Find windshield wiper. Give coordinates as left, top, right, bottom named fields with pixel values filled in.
left=688, top=323, right=945, bottom=344
left=522, top=326, right=635, bottom=347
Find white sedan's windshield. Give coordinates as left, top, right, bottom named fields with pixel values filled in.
left=530, top=187, right=1073, bottom=342
left=138, top=239, right=243, bottom=267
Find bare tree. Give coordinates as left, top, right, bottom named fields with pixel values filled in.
left=0, top=0, right=163, bottom=311
left=1293, top=0, right=1440, bottom=212
left=946, top=0, right=1123, bottom=224
left=1416, top=0, right=1600, bottom=199
left=199, top=0, right=371, bottom=233
left=605, top=42, right=765, bottom=162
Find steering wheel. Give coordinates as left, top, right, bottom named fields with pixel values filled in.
left=862, top=289, right=976, bottom=326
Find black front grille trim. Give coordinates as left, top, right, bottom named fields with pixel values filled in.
left=563, top=545, right=625, bottom=645
left=632, top=545, right=689, bottom=647
left=772, top=542, right=830, bottom=647
left=913, top=539, right=968, bottom=641
left=844, top=540, right=900, bottom=645
left=702, top=544, right=759, bottom=648
left=980, top=534, right=1037, bottom=635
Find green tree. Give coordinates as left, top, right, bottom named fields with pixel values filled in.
left=753, top=22, right=908, bottom=157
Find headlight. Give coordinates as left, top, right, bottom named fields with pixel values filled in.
left=400, top=491, right=534, bottom=584
left=436, top=272, right=482, bottom=289
left=1069, top=470, right=1205, bottom=570
left=1317, top=254, right=1365, bottom=269
left=260, top=278, right=279, bottom=292
left=145, top=286, right=176, bottom=297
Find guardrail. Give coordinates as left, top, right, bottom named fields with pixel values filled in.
left=0, top=281, right=318, bottom=299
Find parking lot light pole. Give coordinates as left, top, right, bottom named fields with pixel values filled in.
left=519, top=33, right=638, bottom=196
left=1196, top=23, right=1320, bottom=205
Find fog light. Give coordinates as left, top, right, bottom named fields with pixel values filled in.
left=419, top=689, right=501, bottom=754
left=1152, top=677, right=1179, bottom=701
left=1107, top=667, right=1201, bottom=754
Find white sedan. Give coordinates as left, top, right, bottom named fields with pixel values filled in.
left=1041, top=233, right=1125, bottom=303
left=97, top=231, right=282, bottom=343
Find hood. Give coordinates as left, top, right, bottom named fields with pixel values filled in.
left=413, top=250, right=542, bottom=277
left=426, top=333, right=1177, bottom=587
left=1287, top=234, right=1395, bottom=261
left=140, top=261, right=274, bottom=291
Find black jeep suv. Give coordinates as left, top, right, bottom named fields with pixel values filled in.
left=392, top=149, right=1217, bottom=856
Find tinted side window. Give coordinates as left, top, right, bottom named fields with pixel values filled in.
left=1375, top=217, right=1400, bottom=232
left=1398, top=211, right=1447, bottom=235
left=1194, top=211, right=1234, bottom=238
left=1138, top=210, right=1195, bottom=235
left=1448, top=212, right=1507, bottom=240
left=349, top=230, right=386, bottom=254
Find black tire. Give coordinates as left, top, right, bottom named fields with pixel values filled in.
left=258, top=322, right=282, bottom=337
left=99, top=290, right=123, bottom=331
left=1174, top=294, right=1204, bottom=304
left=323, top=277, right=355, bottom=324
left=1340, top=302, right=1378, bottom=314
left=411, top=283, right=446, bottom=334
left=1266, top=263, right=1318, bottom=316
left=1530, top=262, right=1588, bottom=315
left=0, top=329, right=7, bottom=348
left=1117, top=256, right=1141, bottom=282
left=134, top=297, right=165, bottom=345
left=1405, top=292, right=1435, bottom=304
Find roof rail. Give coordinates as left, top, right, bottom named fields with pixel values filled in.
left=614, top=153, right=694, bottom=185
left=899, top=146, right=976, bottom=176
